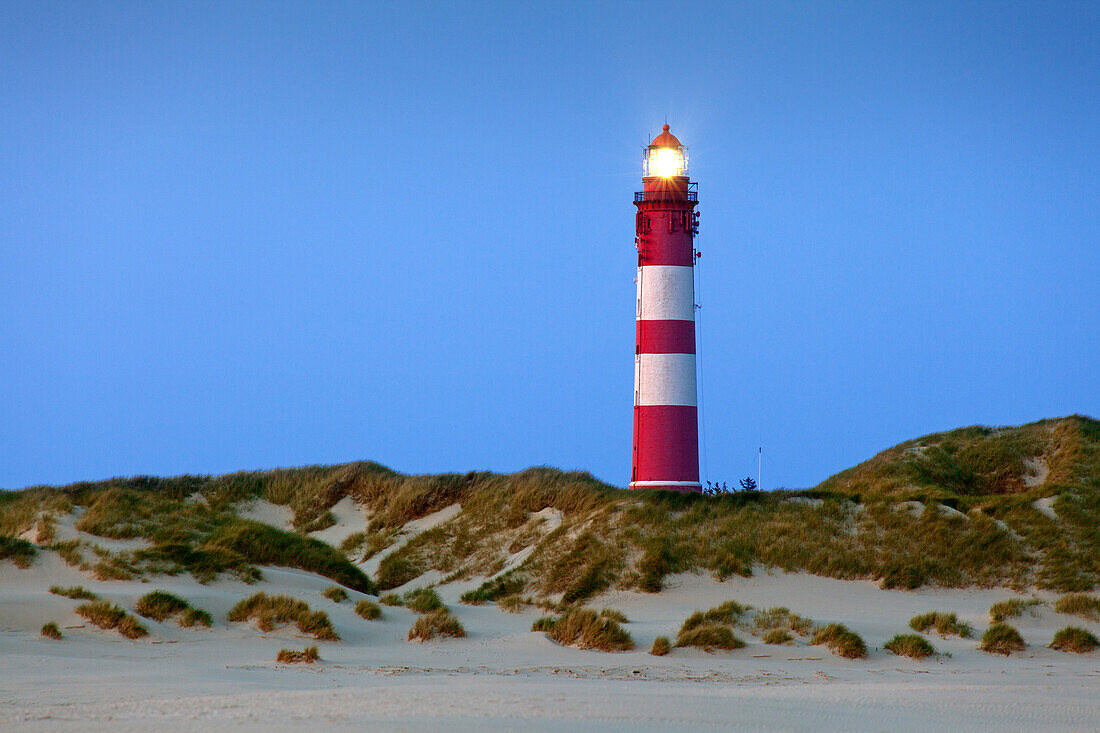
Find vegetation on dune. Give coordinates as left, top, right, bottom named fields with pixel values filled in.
left=378, top=592, right=402, bottom=607
left=227, top=592, right=339, bottom=641
left=533, top=607, right=633, bottom=651
left=908, top=611, right=973, bottom=638
left=40, top=622, right=62, bottom=640
left=762, top=628, right=793, bottom=645
left=408, top=609, right=466, bottom=642
left=1049, top=626, right=1098, bottom=653
left=322, top=586, right=348, bottom=603
left=811, top=623, right=867, bottom=659
left=0, top=536, right=37, bottom=568
left=402, top=587, right=444, bottom=614
left=650, top=636, right=671, bottom=655
left=75, top=600, right=148, bottom=639
left=354, top=599, right=382, bottom=620
left=751, top=606, right=813, bottom=636
left=989, top=598, right=1044, bottom=622
left=598, top=608, right=629, bottom=623
left=49, top=585, right=98, bottom=601
left=1053, top=593, right=1100, bottom=621
left=979, top=623, right=1026, bottom=655
left=884, top=633, right=936, bottom=659
left=680, top=601, right=746, bottom=632
left=135, top=590, right=190, bottom=621
left=2, top=416, right=1099, bottom=597
left=277, top=646, right=319, bottom=664
left=181, top=607, right=213, bottom=628
left=675, top=601, right=747, bottom=651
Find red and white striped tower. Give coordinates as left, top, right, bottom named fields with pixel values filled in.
left=630, top=125, right=701, bottom=492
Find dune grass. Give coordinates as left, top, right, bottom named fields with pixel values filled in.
left=979, top=623, right=1026, bottom=655
left=49, top=585, right=98, bottom=601
left=1054, top=593, right=1100, bottom=621
left=751, top=606, right=813, bottom=636
left=322, top=586, right=348, bottom=603
left=650, top=636, right=671, bottom=655
left=75, top=600, right=148, bottom=639
left=403, top=587, right=444, bottom=614
left=379, top=592, right=403, bottom=607
left=676, top=624, right=745, bottom=651
left=908, top=611, right=973, bottom=638
left=459, top=573, right=526, bottom=605
left=534, top=607, right=633, bottom=651
left=680, top=601, right=747, bottom=633
left=989, top=598, right=1044, bottom=622
left=135, top=590, right=190, bottom=621
left=598, top=608, right=629, bottom=623
left=811, top=623, right=867, bottom=659
left=354, top=599, right=382, bottom=620
left=180, top=607, right=213, bottom=628
left=884, top=633, right=936, bottom=659
left=497, top=595, right=530, bottom=613
left=408, top=609, right=466, bottom=642
left=227, top=592, right=339, bottom=641
left=40, top=622, right=62, bottom=640
left=277, top=646, right=320, bottom=663
left=1049, top=626, right=1098, bottom=653
left=762, top=628, right=793, bottom=645
left=0, top=536, right=37, bottom=568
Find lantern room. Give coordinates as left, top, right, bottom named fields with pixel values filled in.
left=643, top=124, right=688, bottom=178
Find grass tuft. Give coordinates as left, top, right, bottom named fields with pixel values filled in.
left=811, top=623, right=867, bottom=659
left=75, top=600, right=148, bottom=639
left=322, top=586, right=348, bottom=604
left=989, top=598, right=1044, bottom=622
left=408, top=609, right=466, bottom=642
left=49, top=585, right=97, bottom=601
left=135, top=590, right=190, bottom=621
left=403, top=587, right=444, bottom=614
left=751, top=606, right=813, bottom=636
left=227, top=592, right=339, bottom=641
left=1049, top=626, right=1098, bottom=653
left=1054, top=593, right=1100, bottom=621
left=0, top=536, right=37, bottom=568
left=180, top=608, right=213, bottom=628
left=531, top=616, right=557, bottom=632
left=379, top=592, right=403, bottom=607
left=460, top=573, right=525, bottom=605
left=40, top=622, right=62, bottom=640
left=598, top=608, right=629, bottom=623
left=680, top=601, right=746, bottom=633
left=979, top=622, right=1026, bottom=655
left=538, top=608, right=633, bottom=651
left=277, top=646, right=320, bottom=663
left=762, top=628, right=793, bottom=645
left=355, top=599, right=382, bottom=620
left=908, top=611, right=973, bottom=638
left=884, top=633, right=936, bottom=659
left=676, top=624, right=744, bottom=651
left=650, top=636, right=671, bottom=656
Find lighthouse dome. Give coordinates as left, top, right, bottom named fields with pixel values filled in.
left=649, top=124, right=683, bottom=148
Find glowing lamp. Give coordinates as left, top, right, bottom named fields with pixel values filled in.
left=643, top=124, right=688, bottom=177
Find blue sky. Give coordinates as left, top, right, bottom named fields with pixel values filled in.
left=2, top=1, right=1097, bottom=490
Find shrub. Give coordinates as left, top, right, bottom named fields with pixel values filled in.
left=989, top=598, right=1043, bottom=622
left=762, top=628, right=793, bottom=645
left=49, top=585, right=97, bottom=601
left=135, top=590, right=190, bottom=621
left=650, top=636, right=671, bottom=655
left=676, top=624, right=744, bottom=651
left=408, top=609, right=466, bottom=642
left=540, top=608, right=633, bottom=651
left=403, top=587, right=443, bottom=614
left=979, top=623, right=1026, bottom=655
left=599, top=608, right=629, bottom=623
left=812, top=623, right=867, bottom=659
left=355, top=599, right=382, bottom=620
left=460, top=573, right=525, bottom=605
left=884, top=633, right=936, bottom=659
left=1049, top=626, right=1098, bottom=653
left=379, top=592, right=403, bottom=607
left=752, top=606, right=813, bottom=636
left=908, top=611, right=973, bottom=638
left=180, top=608, right=213, bottom=628
left=322, top=586, right=348, bottom=604
left=0, top=536, right=37, bottom=568
left=75, top=601, right=149, bottom=639
left=227, top=592, right=339, bottom=641
left=277, top=646, right=320, bottom=664
left=40, top=622, right=62, bottom=640
left=1054, top=593, right=1100, bottom=621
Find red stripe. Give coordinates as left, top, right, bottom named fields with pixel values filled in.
left=636, top=319, right=695, bottom=354
left=638, top=229, right=695, bottom=266
left=631, top=405, right=699, bottom=484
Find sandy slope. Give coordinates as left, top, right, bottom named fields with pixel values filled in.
left=2, top=554, right=1099, bottom=731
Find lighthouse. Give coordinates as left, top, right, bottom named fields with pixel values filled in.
left=630, top=125, right=701, bottom=492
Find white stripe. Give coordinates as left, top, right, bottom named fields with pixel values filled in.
left=634, top=353, right=697, bottom=406
left=637, top=266, right=695, bottom=322
left=629, top=480, right=702, bottom=488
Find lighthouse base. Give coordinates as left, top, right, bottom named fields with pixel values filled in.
left=628, top=480, right=702, bottom=493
